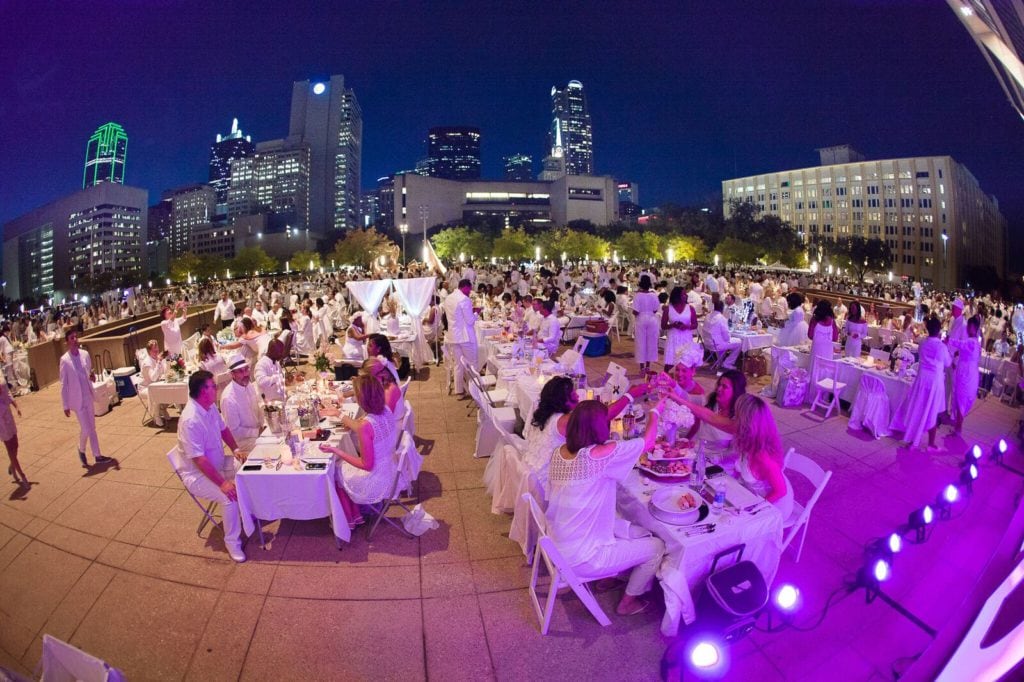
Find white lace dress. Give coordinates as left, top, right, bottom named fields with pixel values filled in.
left=523, top=413, right=566, bottom=491
left=339, top=409, right=398, bottom=504
left=663, top=304, right=696, bottom=366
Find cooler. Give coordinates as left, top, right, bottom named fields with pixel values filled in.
left=112, top=367, right=137, bottom=398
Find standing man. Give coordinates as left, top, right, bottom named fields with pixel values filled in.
left=214, top=292, right=235, bottom=329
left=255, top=340, right=287, bottom=403
left=175, top=370, right=248, bottom=562
left=60, top=329, right=111, bottom=467
left=442, top=278, right=478, bottom=395
left=220, top=354, right=263, bottom=452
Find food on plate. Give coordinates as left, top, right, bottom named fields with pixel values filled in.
left=676, top=492, right=698, bottom=510
left=638, top=453, right=692, bottom=476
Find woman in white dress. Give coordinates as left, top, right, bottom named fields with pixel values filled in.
left=546, top=399, right=667, bottom=616
left=197, top=338, right=228, bottom=375
left=362, top=357, right=405, bottom=427
left=319, top=374, right=398, bottom=528
left=341, top=313, right=369, bottom=362
left=0, top=379, right=25, bottom=486
left=661, top=286, right=697, bottom=372
left=807, top=300, right=839, bottom=381
left=669, top=369, right=747, bottom=448
left=889, top=316, right=952, bottom=450
left=949, top=316, right=982, bottom=435
left=733, top=395, right=793, bottom=519
left=293, top=303, right=315, bottom=357
left=844, top=301, right=868, bottom=359
left=776, top=293, right=808, bottom=347
left=631, top=275, right=661, bottom=374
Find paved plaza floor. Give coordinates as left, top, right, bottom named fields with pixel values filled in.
left=0, top=339, right=1021, bottom=681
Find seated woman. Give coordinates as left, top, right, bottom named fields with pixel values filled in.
left=293, top=303, right=315, bottom=357
left=367, top=333, right=401, bottom=383
left=140, top=339, right=167, bottom=389
left=219, top=317, right=261, bottom=368
left=776, top=293, right=807, bottom=347
left=732, top=395, right=793, bottom=518
left=341, top=312, right=369, bottom=362
left=361, top=357, right=405, bottom=426
left=525, top=377, right=648, bottom=489
left=198, top=337, right=228, bottom=375
left=654, top=345, right=706, bottom=438
left=318, top=375, right=399, bottom=528
left=546, top=398, right=667, bottom=616
left=668, top=369, right=746, bottom=447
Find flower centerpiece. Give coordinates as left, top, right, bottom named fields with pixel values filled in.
left=216, top=327, right=235, bottom=344
left=890, top=346, right=915, bottom=377
left=165, top=353, right=188, bottom=382
left=660, top=401, right=695, bottom=444
left=314, top=352, right=331, bottom=374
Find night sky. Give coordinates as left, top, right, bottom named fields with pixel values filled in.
left=3, top=1, right=1023, bottom=246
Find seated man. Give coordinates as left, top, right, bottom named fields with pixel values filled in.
left=536, top=299, right=561, bottom=356
left=220, top=354, right=263, bottom=451
left=175, top=370, right=248, bottom=562
left=705, top=300, right=742, bottom=370
left=255, top=339, right=287, bottom=403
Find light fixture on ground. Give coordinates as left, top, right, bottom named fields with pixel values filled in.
left=907, top=505, right=934, bottom=543
left=935, top=484, right=960, bottom=520
left=960, top=462, right=979, bottom=492
left=774, top=584, right=800, bottom=613
left=991, top=438, right=1009, bottom=463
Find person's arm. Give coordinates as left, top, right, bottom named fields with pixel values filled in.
left=193, top=454, right=237, bottom=500
left=757, top=456, right=788, bottom=503
left=607, top=382, right=648, bottom=420
left=320, top=419, right=374, bottom=470
left=807, top=319, right=817, bottom=340
left=666, top=391, right=737, bottom=434
left=220, top=427, right=245, bottom=461
left=660, top=305, right=671, bottom=331
left=831, top=320, right=839, bottom=342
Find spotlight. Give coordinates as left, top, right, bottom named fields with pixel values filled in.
left=935, top=484, right=959, bottom=520
left=992, top=438, right=1009, bottom=464
left=857, top=555, right=893, bottom=601
left=774, top=584, right=800, bottom=613
left=960, top=462, right=978, bottom=491
left=907, top=505, right=934, bottom=543
left=969, top=444, right=983, bottom=461
left=873, top=558, right=892, bottom=582
left=887, top=532, right=902, bottom=554
left=690, top=641, right=721, bottom=669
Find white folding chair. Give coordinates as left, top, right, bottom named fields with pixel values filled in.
left=39, top=634, right=126, bottom=682
left=878, top=328, right=894, bottom=350
left=781, top=449, right=832, bottom=562
left=469, top=382, right=517, bottom=458
left=869, top=348, right=889, bottom=362
left=572, top=336, right=590, bottom=356
left=366, top=431, right=416, bottom=540
left=485, top=420, right=528, bottom=514
left=558, top=349, right=584, bottom=376
left=700, top=327, right=727, bottom=372
left=848, top=373, right=891, bottom=438
left=808, top=358, right=846, bottom=419
left=523, top=492, right=614, bottom=634
left=165, top=448, right=222, bottom=537
left=129, top=373, right=153, bottom=425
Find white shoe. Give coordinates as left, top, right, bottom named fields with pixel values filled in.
left=227, top=545, right=246, bottom=563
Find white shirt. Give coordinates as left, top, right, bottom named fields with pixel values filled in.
left=705, top=274, right=719, bottom=293
left=140, top=354, right=166, bottom=388
left=538, top=314, right=561, bottom=356
left=215, top=299, right=235, bottom=322
left=252, top=308, right=268, bottom=328
left=60, top=349, right=94, bottom=412
left=442, top=289, right=477, bottom=345
left=161, top=316, right=184, bottom=355
left=220, top=381, right=263, bottom=451
left=705, top=311, right=733, bottom=347
left=255, top=355, right=286, bottom=403
left=177, top=398, right=228, bottom=473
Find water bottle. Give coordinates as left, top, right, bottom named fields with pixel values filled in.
left=695, top=440, right=707, bottom=488
left=713, top=480, right=727, bottom=513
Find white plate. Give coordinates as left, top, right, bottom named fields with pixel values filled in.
left=650, top=486, right=703, bottom=525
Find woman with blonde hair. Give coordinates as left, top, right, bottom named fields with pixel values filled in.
left=360, top=357, right=404, bottom=424
left=319, top=374, right=399, bottom=528
left=732, top=394, right=793, bottom=518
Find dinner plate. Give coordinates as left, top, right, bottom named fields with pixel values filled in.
left=636, top=462, right=692, bottom=479
left=649, top=497, right=710, bottom=526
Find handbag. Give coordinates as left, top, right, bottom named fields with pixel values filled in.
left=742, top=350, right=767, bottom=377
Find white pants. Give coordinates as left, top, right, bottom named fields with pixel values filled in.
left=573, top=536, right=665, bottom=596
left=451, top=341, right=478, bottom=394
left=73, top=406, right=101, bottom=457
left=717, top=340, right=742, bottom=368
left=181, top=467, right=243, bottom=550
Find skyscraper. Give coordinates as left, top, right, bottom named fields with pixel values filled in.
left=208, top=118, right=254, bottom=216
left=164, top=184, right=216, bottom=258
left=226, top=138, right=311, bottom=230
left=549, top=81, right=593, bottom=175
left=425, top=126, right=482, bottom=180
left=503, top=154, right=533, bottom=181
left=288, top=75, right=362, bottom=232
left=83, top=122, right=127, bottom=188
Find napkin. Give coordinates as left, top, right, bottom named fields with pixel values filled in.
left=717, top=475, right=762, bottom=509
left=402, top=504, right=440, bottom=536
left=614, top=518, right=652, bottom=539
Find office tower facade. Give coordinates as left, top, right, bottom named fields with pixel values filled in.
left=288, top=75, right=362, bottom=231
left=425, top=127, right=482, bottom=180
left=83, top=122, right=128, bottom=188
left=503, top=154, right=533, bottom=181
left=360, top=191, right=380, bottom=228
left=949, top=0, right=1024, bottom=121
left=147, top=199, right=173, bottom=241
left=164, top=184, right=216, bottom=258
left=549, top=81, right=593, bottom=175
left=227, top=139, right=311, bottom=230
left=722, top=154, right=1008, bottom=289
left=208, top=118, right=254, bottom=216
left=3, top=183, right=147, bottom=299
left=376, top=176, right=396, bottom=230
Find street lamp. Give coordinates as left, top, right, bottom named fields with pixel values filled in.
left=941, top=230, right=948, bottom=265
left=399, top=223, right=409, bottom=265
left=419, top=205, right=429, bottom=252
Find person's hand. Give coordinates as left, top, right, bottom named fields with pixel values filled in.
left=233, top=449, right=248, bottom=462
left=64, top=409, right=70, bottom=418
left=219, top=480, right=237, bottom=501
left=318, top=443, right=336, bottom=454
left=627, top=382, right=648, bottom=400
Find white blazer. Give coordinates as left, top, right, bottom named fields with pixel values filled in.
left=60, top=350, right=94, bottom=413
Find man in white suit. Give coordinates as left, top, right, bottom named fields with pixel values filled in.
left=443, top=279, right=478, bottom=395
left=60, top=329, right=111, bottom=467
left=220, top=354, right=263, bottom=451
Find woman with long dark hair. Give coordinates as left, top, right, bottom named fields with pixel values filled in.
left=669, top=368, right=747, bottom=447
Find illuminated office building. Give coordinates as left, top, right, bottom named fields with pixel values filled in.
left=209, top=118, right=254, bottom=216
left=83, top=122, right=127, bottom=188
left=425, top=127, right=482, bottom=180
left=503, top=154, right=533, bottom=181
left=549, top=81, right=593, bottom=175
left=164, top=184, right=216, bottom=258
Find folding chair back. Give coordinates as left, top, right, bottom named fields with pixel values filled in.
left=572, top=336, right=590, bottom=355
left=781, top=449, right=832, bottom=562
left=869, top=348, right=889, bottom=362
left=129, top=373, right=152, bottom=425
left=165, top=448, right=221, bottom=536
left=40, top=634, right=125, bottom=682
left=366, top=432, right=416, bottom=539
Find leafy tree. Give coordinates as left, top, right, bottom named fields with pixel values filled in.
left=714, top=237, right=763, bottom=265
left=169, top=252, right=202, bottom=282
left=661, top=235, right=708, bottom=263
left=430, top=226, right=490, bottom=261
left=614, top=230, right=662, bottom=261
left=492, top=228, right=534, bottom=261
left=825, top=236, right=894, bottom=283
left=329, top=228, right=399, bottom=268
left=539, top=228, right=610, bottom=261
left=290, top=249, right=322, bottom=272
left=230, top=246, right=277, bottom=277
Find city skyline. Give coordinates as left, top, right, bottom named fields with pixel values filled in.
left=3, top=1, right=1024, bottom=248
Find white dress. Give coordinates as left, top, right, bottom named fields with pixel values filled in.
left=808, top=320, right=835, bottom=380
left=294, top=314, right=314, bottom=356
left=341, top=327, right=365, bottom=362
left=844, top=320, right=868, bottom=358
left=777, top=307, right=807, bottom=347
left=950, top=336, right=981, bottom=418
left=737, top=456, right=793, bottom=520
left=339, top=409, right=398, bottom=504
left=663, top=304, right=696, bottom=367
left=523, top=412, right=566, bottom=492
left=889, top=337, right=952, bottom=447
left=632, top=292, right=661, bottom=364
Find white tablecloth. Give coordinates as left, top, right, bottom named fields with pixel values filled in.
left=235, top=440, right=351, bottom=544
left=147, top=381, right=188, bottom=423
left=732, top=330, right=775, bottom=353
left=773, top=346, right=913, bottom=407
left=617, top=470, right=783, bottom=635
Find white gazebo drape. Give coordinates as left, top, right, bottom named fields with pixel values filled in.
left=393, top=276, right=437, bottom=366
left=345, top=279, right=393, bottom=335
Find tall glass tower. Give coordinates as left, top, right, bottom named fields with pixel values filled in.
left=549, top=81, right=593, bottom=175
left=83, top=122, right=127, bottom=188
left=426, top=126, right=481, bottom=179
left=208, top=118, right=254, bottom=216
